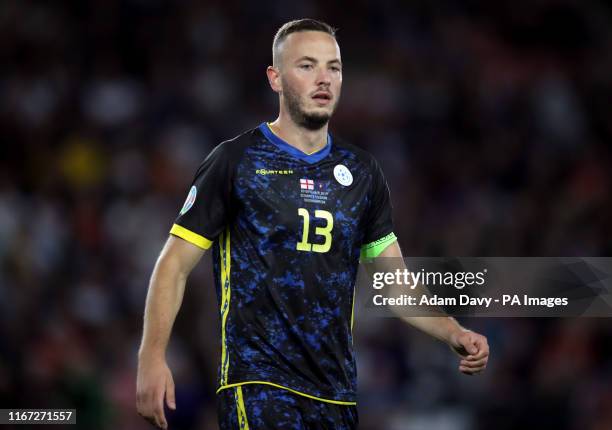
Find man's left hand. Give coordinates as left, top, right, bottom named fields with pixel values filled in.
left=449, top=330, right=489, bottom=375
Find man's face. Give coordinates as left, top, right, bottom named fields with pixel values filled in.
left=276, top=31, right=342, bottom=130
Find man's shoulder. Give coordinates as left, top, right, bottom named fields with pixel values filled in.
left=190, top=127, right=262, bottom=179
left=331, top=134, right=378, bottom=167
left=200, top=126, right=263, bottom=164
left=215, top=126, right=261, bottom=153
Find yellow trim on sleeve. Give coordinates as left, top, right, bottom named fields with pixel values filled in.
left=216, top=381, right=357, bottom=406
left=234, top=386, right=250, bottom=430
left=360, top=232, right=397, bottom=260
left=169, top=224, right=213, bottom=250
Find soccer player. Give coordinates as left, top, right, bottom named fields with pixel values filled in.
left=136, top=18, right=489, bottom=430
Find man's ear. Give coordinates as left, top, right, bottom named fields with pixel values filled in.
left=266, top=66, right=282, bottom=93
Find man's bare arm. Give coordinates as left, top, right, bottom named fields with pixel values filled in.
left=137, top=235, right=206, bottom=429
left=139, top=236, right=205, bottom=359
left=366, top=241, right=489, bottom=375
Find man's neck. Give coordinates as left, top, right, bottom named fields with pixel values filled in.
left=268, top=115, right=328, bottom=155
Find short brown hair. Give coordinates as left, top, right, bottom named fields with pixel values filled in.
left=272, top=19, right=337, bottom=65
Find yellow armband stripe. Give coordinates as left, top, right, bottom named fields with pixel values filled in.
left=169, top=224, right=213, bottom=250
left=360, top=232, right=397, bottom=260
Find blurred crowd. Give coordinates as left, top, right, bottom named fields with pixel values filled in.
left=1, top=0, right=612, bottom=429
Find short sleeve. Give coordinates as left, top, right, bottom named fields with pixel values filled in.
left=170, top=143, right=233, bottom=249
left=361, top=157, right=396, bottom=259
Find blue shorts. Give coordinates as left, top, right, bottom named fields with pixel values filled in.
left=216, top=384, right=358, bottom=430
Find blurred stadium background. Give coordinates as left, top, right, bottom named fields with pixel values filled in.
left=1, top=0, right=612, bottom=429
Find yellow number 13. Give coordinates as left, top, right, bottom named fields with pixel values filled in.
left=296, top=208, right=334, bottom=253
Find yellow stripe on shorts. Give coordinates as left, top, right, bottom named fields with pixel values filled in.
left=234, top=386, right=249, bottom=430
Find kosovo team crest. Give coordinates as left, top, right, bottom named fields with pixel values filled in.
left=334, top=164, right=353, bottom=186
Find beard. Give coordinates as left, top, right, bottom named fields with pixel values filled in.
left=282, top=79, right=339, bottom=131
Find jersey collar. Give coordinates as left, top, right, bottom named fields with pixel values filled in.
left=258, top=122, right=332, bottom=164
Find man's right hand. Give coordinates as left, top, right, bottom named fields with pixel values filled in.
left=136, top=358, right=176, bottom=429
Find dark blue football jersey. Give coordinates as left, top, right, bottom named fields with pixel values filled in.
left=170, top=123, right=396, bottom=404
